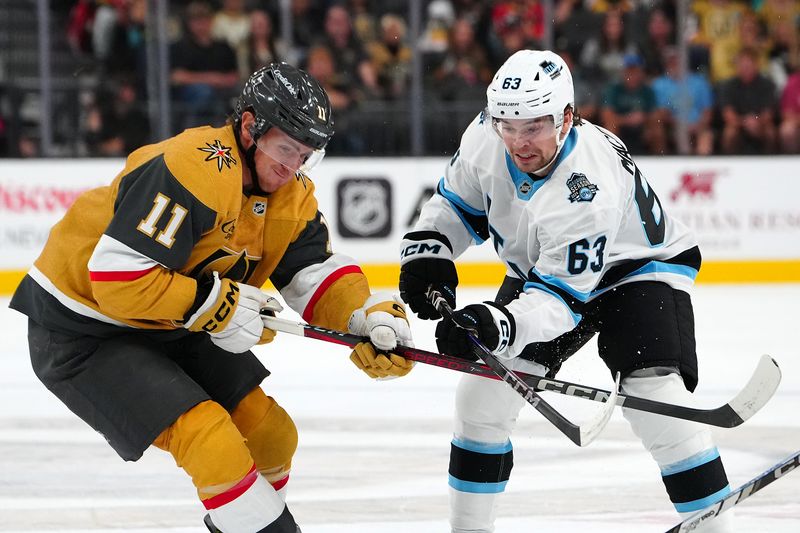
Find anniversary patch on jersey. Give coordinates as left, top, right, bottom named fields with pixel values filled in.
left=198, top=140, right=237, bottom=172
left=566, top=172, right=599, bottom=203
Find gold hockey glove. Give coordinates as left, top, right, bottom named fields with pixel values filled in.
left=347, top=293, right=415, bottom=379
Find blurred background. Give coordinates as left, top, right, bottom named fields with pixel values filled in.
left=1, top=0, right=798, bottom=159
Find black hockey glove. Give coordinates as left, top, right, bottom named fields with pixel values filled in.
left=399, top=230, right=457, bottom=320
left=435, top=302, right=516, bottom=360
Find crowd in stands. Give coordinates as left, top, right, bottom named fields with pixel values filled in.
left=3, top=0, right=799, bottom=157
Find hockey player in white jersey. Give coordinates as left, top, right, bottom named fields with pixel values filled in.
left=399, top=49, right=735, bottom=532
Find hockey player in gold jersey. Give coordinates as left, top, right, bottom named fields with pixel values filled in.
left=10, top=63, right=413, bottom=533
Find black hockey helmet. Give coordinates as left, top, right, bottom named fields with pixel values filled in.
left=233, top=62, right=334, bottom=150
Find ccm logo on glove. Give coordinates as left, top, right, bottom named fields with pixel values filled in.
left=200, top=282, right=239, bottom=332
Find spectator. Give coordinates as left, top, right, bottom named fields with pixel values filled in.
left=779, top=70, right=800, bottom=153
left=717, top=47, right=778, bottom=154
left=103, top=0, right=147, bottom=84
left=419, top=0, right=456, bottom=56
left=554, top=0, right=602, bottom=60
left=434, top=16, right=493, bottom=101
left=348, top=0, right=379, bottom=44
left=212, top=0, right=251, bottom=79
left=490, top=0, right=545, bottom=48
left=317, top=4, right=379, bottom=99
left=366, top=14, right=413, bottom=100
left=170, top=1, right=239, bottom=131
left=66, top=0, right=96, bottom=56
left=690, top=0, right=750, bottom=82
left=287, top=0, right=327, bottom=59
left=758, top=0, right=800, bottom=37
left=560, top=47, right=599, bottom=123
left=638, top=6, right=675, bottom=78
left=652, top=47, right=715, bottom=155
left=304, top=45, right=365, bottom=154
left=92, top=0, right=125, bottom=63
left=85, top=77, right=150, bottom=156
left=243, top=10, right=287, bottom=74
left=600, top=53, right=665, bottom=154
left=579, top=9, right=640, bottom=86
left=765, top=18, right=800, bottom=92
left=485, top=8, right=540, bottom=69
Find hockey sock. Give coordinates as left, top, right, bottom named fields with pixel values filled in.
left=448, top=436, right=513, bottom=533
left=153, top=400, right=298, bottom=532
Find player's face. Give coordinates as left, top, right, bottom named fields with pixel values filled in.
left=253, top=128, right=315, bottom=192
left=494, top=116, right=559, bottom=173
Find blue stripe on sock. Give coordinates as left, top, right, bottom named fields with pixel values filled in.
left=674, top=485, right=731, bottom=513
left=448, top=474, right=508, bottom=494
left=661, top=448, right=721, bottom=477
left=452, top=437, right=512, bottom=455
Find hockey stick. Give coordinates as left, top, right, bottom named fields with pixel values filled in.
left=426, top=288, right=618, bottom=447
left=260, top=316, right=779, bottom=428
left=664, top=449, right=800, bottom=533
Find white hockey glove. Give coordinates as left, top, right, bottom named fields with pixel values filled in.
left=184, top=272, right=283, bottom=353
left=347, top=292, right=415, bottom=379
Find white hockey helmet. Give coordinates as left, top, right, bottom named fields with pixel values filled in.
left=486, top=49, right=574, bottom=129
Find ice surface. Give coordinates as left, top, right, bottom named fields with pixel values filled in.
left=1, top=285, right=798, bottom=532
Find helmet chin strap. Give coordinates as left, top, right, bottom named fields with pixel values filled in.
left=530, top=119, right=572, bottom=177
left=234, top=123, right=269, bottom=196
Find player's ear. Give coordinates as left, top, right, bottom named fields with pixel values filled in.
left=562, top=106, right=573, bottom=132
left=240, top=111, right=255, bottom=146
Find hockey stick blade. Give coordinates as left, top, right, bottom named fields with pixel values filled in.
left=665, top=449, right=800, bottom=533
left=427, top=288, right=617, bottom=447
left=260, top=316, right=778, bottom=428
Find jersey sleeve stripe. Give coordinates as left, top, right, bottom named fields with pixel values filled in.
left=88, top=234, right=162, bottom=274
left=89, top=266, right=157, bottom=282
left=437, top=178, right=489, bottom=243
left=301, top=264, right=363, bottom=322
left=530, top=268, right=591, bottom=302
left=522, top=281, right=583, bottom=326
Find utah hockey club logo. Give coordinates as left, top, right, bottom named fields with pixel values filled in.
left=198, top=140, right=237, bottom=171
left=566, top=172, right=598, bottom=203
left=540, top=60, right=562, bottom=80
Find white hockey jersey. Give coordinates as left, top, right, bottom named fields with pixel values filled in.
left=414, top=113, right=700, bottom=358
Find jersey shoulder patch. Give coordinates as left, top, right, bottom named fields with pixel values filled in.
left=162, top=125, right=242, bottom=215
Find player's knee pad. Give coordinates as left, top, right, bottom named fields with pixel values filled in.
left=230, top=387, right=298, bottom=489
left=152, top=400, right=254, bottom=498
left=454, top=374, right=525, bottom=443
left=621, top=371, right=731, bottom=515
left=621, top=370, right=715, bottom=465
left=153, top=401, right=297, bottom=532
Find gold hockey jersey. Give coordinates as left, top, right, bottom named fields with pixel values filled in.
left=11, top=125, right=370, bottom=336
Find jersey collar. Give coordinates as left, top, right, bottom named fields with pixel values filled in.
left=504, top=128, right=579, bottom=201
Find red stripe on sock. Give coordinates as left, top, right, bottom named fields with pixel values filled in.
left=301, top=265, right=363, bottom=322
left=271, top=474, right=289, bottom=492
left=202, top=464, right=258, bottom=510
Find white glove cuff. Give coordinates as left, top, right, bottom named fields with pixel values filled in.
left=484, top=302, right=515, bottom=356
